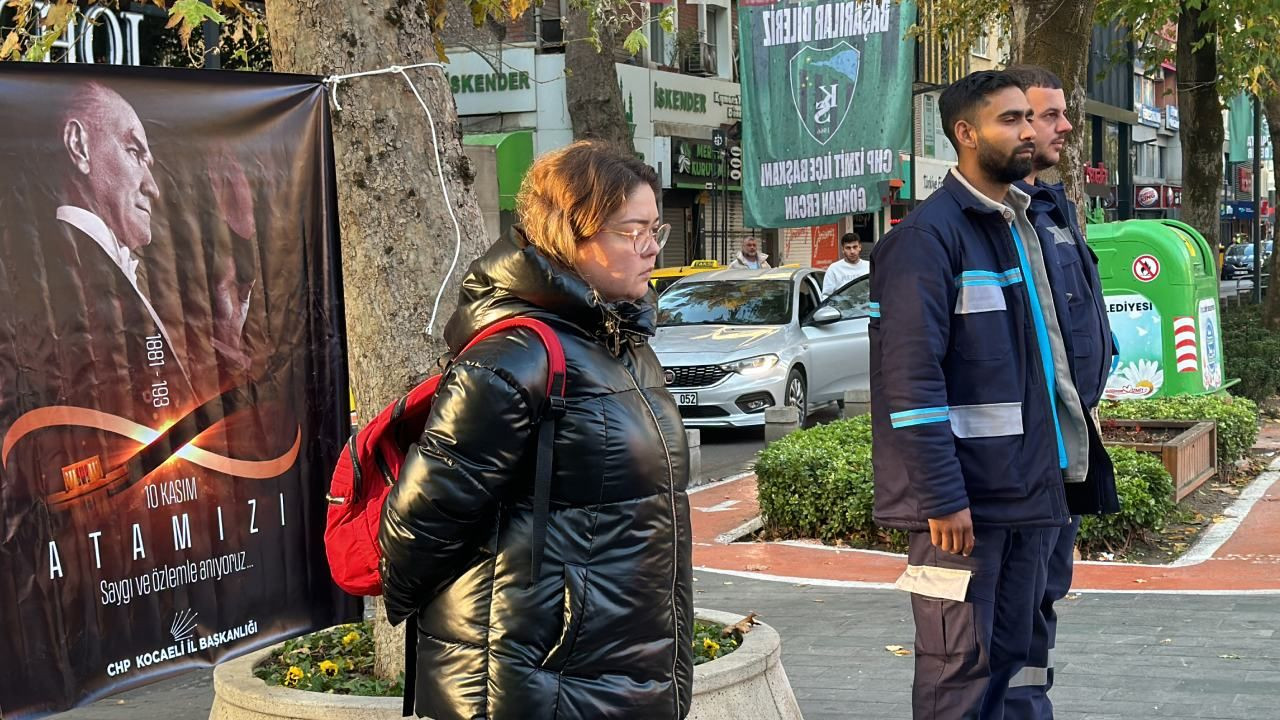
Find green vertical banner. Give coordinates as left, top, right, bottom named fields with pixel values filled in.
left=1228, top=93, right=1253, bottom=163
left=737, top=0, right=915, bottom=228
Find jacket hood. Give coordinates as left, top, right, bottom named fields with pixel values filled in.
left=444, top=227, right=657, bottom=352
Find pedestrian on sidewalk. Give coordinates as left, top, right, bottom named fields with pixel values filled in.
left=868, top=70, right=1115, bottom=720
left=821, top=233, right=870, bottom=296
left=729, top=236, right=771, bottom=269
left=379, top=141, right=694, bottom=719
left=1005, top=63, right=1120, bottom=718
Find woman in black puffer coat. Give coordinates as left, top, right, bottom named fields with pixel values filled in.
left=379, top=141, right=693, bottom=719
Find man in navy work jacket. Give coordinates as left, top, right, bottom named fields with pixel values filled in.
left=868, top=70, right=1115, bottom=720
left=1005, top=64, right=1120, bottom=718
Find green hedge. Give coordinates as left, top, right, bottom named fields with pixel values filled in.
left=1099, top=393, right=1259, bottom=466
left=755, top=415, right=905, bottom=548
left=756, top=415, right=1181, bottom=555
left=1222, top=305, right=1280, bottom=402
left=1077, top=447, right=1174, bottom=552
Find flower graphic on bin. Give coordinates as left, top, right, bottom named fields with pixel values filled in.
left=1113, top=359, right=1164, bottom=398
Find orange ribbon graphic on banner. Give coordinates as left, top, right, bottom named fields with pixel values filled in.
left=2, top=405, right=301, bottom=479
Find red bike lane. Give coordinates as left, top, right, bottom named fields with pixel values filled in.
left=690, top=465, right=1280, bottom=593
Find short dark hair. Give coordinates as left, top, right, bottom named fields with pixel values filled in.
left=1005, top=64, right=1063, bottom=91
left=938, top=71, right=1024, bottom=151
left=841, top=232, right=860, bottom=246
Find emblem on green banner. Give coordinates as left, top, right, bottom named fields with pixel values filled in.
left=789, top=41, right=860, bottom=146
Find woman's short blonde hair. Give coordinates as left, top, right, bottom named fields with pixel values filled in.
left=516, top=141, right=660, bottom=269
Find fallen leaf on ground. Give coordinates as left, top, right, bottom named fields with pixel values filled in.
left=1160, top=638, right=1173, bottom=645
left=1134, top=578, right=1148, bottom=583
left=812, top=598, right=825, bottom=603
left=745, top=564, right=770, bottom=572
left=722, top=613, right=761, bottom=640
left=884, top=645, right=913, bottom=657
left=1219, top=654, right=1241, bottom=660
left=1065, top=593, right=1082, bottom=601
left=723, top=581, right=734, bottom=585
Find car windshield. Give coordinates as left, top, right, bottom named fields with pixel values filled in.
left=658, top=280, right=793, bottom=326
left=1228, top=245, right=1254, bottom=258
left=825, top=276, right=872, bottom=319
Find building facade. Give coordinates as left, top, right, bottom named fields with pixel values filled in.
left=443, top=0, right=758, bottom=269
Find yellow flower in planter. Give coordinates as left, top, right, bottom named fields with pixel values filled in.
left=284, top=666, right=304, bottom=687
left=318, top=660, right=339, bottom=678
left=702, top=637, right=720, bottom=659
left=341, top=631, right=360, bottom=647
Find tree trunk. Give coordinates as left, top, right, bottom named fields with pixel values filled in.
left=1176, top=1, right=1223, bottom=259
left=1010, top=0, right=1098, bottom=228
left=564, top=3, right=633, bottom=149
left=1262, top=85, right=1280, bottom=330
left=266, top=0, right=490, bottom=682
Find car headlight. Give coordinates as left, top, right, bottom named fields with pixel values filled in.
left=720, top=354, right=780, bottom=376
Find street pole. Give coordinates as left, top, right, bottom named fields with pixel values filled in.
left=708, top=171, right=718, bottom=264
left=722, top=147, right=730, bottom=264
left=909, top=93, right=916, bottom=213
left=1254, top=93, right=1263, bottom=303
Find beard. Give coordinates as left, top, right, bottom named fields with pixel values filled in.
left=1033, top=147, right=1059, bottom=173
left=978, top=141, right=1035, bottom=184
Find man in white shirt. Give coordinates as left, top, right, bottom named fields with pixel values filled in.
left=822, top=233, right=870, bottom=296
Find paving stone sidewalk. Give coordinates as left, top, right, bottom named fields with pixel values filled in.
left=692, top=571, right=1280, bottom=720
left=52, top=572, right=1280, bottom=720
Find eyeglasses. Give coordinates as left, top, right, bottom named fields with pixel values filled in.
left=599, top=223, right=671, bottom=254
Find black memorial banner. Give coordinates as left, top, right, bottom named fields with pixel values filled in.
left=0, top=63, right=358, bottom=718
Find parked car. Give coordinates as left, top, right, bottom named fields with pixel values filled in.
left=652, top=267, right=871, bottom=428
left=649, top=259, right=722, bottom=295
left=1221, top=241, right=1273, bottom=280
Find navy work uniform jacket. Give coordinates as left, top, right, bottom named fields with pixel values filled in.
left=869, top=170, right=1116, bottom=530
left=1019, top=179, right=1119, bottom=515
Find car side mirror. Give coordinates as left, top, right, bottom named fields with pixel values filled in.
left=810, top=306, right=841, bottom=325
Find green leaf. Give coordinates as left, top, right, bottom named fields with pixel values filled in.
left=658, top=5, right=676, bottom=34
left=623, top=27, right=647, bottom=55
left=167, top=0, right=228, bottom=47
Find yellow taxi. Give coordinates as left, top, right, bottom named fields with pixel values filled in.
left=649, top=259, right=723, bottom=295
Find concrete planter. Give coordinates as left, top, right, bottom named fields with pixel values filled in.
left=209, top=608, right=803, bottom=720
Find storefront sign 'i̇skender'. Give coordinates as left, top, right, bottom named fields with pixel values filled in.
left=737, top=0, right=915, bottom=227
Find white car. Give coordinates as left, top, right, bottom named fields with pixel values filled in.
left=653, top=267, right=871, bottom=428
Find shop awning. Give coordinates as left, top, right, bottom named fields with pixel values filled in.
left=463, top=131, right=534, bottom=211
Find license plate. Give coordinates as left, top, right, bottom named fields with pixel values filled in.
left=674, top=392, right=699, bottom=406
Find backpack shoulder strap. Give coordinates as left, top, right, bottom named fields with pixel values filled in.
left=457, top=317, right=567, bottom=400
left=456, top=317, right=566, bottom=587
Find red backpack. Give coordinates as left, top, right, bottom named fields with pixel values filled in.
left=324, top=317, right=567, bottom=597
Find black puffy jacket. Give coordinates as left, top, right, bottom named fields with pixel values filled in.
left=379, top=230, right=694, bottom=719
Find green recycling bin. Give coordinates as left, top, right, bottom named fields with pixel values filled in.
left=1086, top=219, right=1225, bottom=400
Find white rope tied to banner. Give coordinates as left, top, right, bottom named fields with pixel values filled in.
left=323, top=62, right=461, bottom=337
